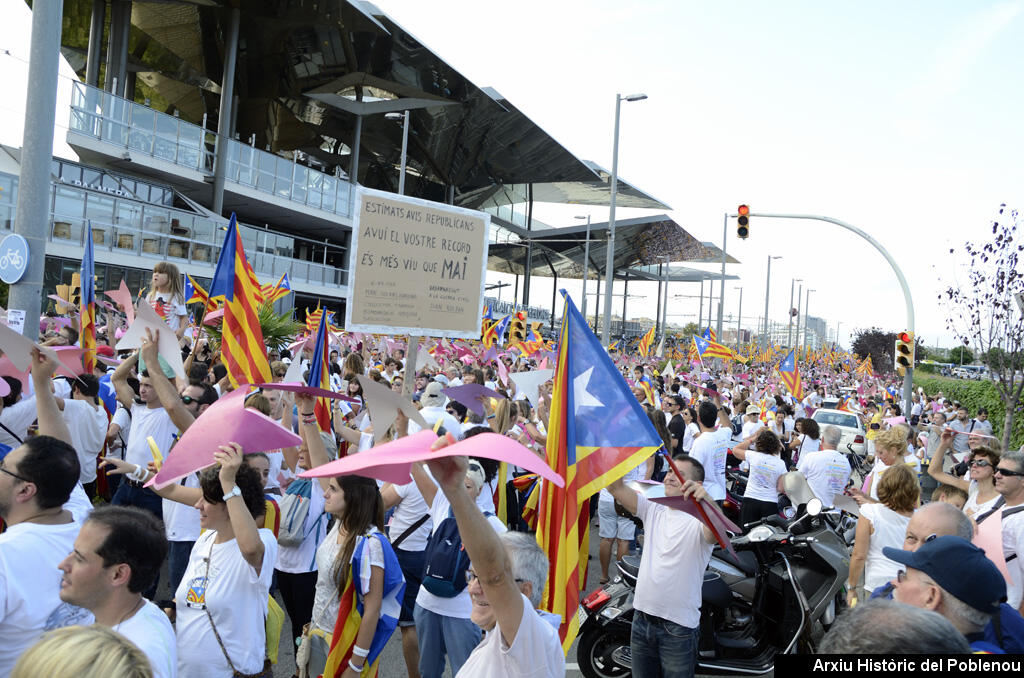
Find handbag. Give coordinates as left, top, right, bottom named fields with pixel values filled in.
left=200, top=551, right=274, bottom=678
left=297, top=589, right=337, bottom=678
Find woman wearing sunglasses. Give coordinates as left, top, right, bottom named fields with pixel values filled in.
left=928, top=429, right=1000, bottom=519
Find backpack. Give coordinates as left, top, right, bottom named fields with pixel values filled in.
left=279, top=478, right=317, bottom=547
left=421, top=508, right=493, bottom=598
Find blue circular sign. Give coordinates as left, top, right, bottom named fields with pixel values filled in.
left=0, top=234, right=29, bottom=284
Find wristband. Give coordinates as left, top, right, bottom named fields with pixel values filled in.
left=352, top=645, right=369, bottom=658
left=301, top=412, right=316, bottom=417
left=348, top=659, right=365, bottom=673
left=127, top=465, right=148, bottom=482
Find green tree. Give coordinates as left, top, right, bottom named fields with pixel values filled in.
left=851, top=327, right=897, bottom=374
left=942, top=205, right=1024, bottom=452
left=680, top=322, right=699, bottom=338
left=949, top=345, right=974, bottom=365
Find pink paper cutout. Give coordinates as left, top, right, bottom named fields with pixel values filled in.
left=203, top=307, right=225, bottom=325
left=145, top=388, right=302, bottom=489
left=442, top=384, right=504, bottom=417
left=52, top=346, right=88, bottom=378
left=104, top=280, right=135, bottom=325
left=255, top=382, right=359, bottom=402
left=300, top=430, right=565, bottom=488
left=650, top=494, right=740, bottom=555
left=0, top=357, right=30, bottom=393
left=538, top=356, right=549, bottom=370
left=496, top=357, right=509, bottom=386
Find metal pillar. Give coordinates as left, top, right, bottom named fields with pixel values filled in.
left=804, top=290, right=814, bottom=352
left=104, top=0, right=121, bottom=92
left=580, top=216, right=591, bottom=319
left=621, top=271, right=628, bottom=339
left=593, top=275, right=601, bottom=332
left=211, top=7, right=240, bottom=216
left=661, top=268, right=669, bottom=341
left=717, top=212, right=727, bottom=338
left=397, top=110, right=409, bottom=195
left=698, top=280, right=704, bottom=329
left=9, top=0, right=64, bottom=340
left=350, top=114, right=362, bottom=184
left=794, top=284, right=803, bottom=355
left=522, top=184, right=534, bottom=308
left=85, top=0, right=105, bottom=87
left=737, top=287, right=743, bottom=346
left=654, top=265, right=663, bottom=338
left=550, top=273, right=557, bottom=335
left=787, top=279, right=796, bottom=347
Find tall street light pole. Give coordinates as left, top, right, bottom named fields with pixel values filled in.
left=734, top=286, right=743, bottom=346
left=575, top=215, right=592, bottom=319
left=601, top=92, right=647, bottom=346
left=787, top=278, right=802, bottom=348
left=804, top=289, right=816, bottom=352
left=385, top=111, right=411, bottom=195
left=762, top=255, right=782, bottom=350
left=795, top=283, right=803, bottom=353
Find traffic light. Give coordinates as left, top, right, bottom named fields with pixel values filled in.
left=737, top=205, right=750, bottom=239
left=509, top=312, right=527, bottom=345
left=895, top=331, right=914, bottom=372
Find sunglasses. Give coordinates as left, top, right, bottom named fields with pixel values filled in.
left=0, top=460, right=30, bottom=483
left=969, top=459, right=992, bottom=468
left=995, top=467, right=1024, bottom=477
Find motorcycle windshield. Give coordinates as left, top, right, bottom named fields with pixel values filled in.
left=781, top=471, right=817, bottom=507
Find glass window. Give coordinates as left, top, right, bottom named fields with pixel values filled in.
left=53, top=186, right=85, bottom=219
left=128, top=106, right=155, bottom=153
left=143, top=206, right=170, bottom=234
left=85, top=193, right=115, bottom=225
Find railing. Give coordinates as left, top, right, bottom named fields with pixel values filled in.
left=68, top=81, right=355, bottom=218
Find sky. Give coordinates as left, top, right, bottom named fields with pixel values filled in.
left=1, top=0, right=1021, bottom=350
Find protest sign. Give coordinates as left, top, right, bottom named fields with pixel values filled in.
left=346, top=187, right=489, bottom=338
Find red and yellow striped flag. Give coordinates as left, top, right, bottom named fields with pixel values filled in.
left=80, top=222, right=97, bottom=374
left=207, top=214, right=272, bottom=386
left=637, top=326, right=655, bottom=357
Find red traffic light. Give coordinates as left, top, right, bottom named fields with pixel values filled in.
left=898, top=332, right=911, bottom=343
left=516, top=311, right=526, bottom=321
left=737, top=204, right=750, bottom=216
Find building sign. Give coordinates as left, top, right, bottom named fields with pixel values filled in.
left=0, top=233, right=29, bottom=284
left=346, top=188, right=489, bottom=338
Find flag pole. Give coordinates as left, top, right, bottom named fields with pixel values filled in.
left=660, top=450, right=731, bottom=552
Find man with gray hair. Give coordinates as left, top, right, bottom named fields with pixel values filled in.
left=419, top=441, right=564, bottom=677
left=796, top=424, right=851, bottom=507
left=819, top=598, right=970, bottom=654
left=887, top=536, right=1008, bottom=652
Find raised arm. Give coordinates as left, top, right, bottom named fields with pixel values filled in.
left=140, top=328, right=195, bottom=432
left=927, top=431, right=968, bottom=490
left=425, top=437, right=524, bottom=647
left=217, top=443, right=265, bottom=573
left=296, top=392, right=331, bottom=492
left=111, top=350, right=139, bottom=410
left=30, top=349, right=72, bottom=446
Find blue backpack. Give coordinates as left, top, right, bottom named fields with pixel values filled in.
left=421, top=508, right=492, bottom=598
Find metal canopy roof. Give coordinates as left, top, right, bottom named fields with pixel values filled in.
left=487, top=214, right=740, bottom=279
left=55, top=0, right=614, bottom=206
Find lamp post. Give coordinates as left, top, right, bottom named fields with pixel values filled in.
left=762, top=255, right=782, bottom=350
left=575, top=215, right=592, bottom=319
left=385, top=110, right=410, bottom=195
left=787, top=278, right=801, bottom=348
left=601, top=92, right=647, bottom=346
left=794, top=282, right=803, bottom=352
left=734, top=286, right=743, bottom=346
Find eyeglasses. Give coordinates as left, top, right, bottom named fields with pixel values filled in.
left=0, top=460, right=30, bottom=483
left=995, top=467, right=1024, bottom=477
left=969, top=459, right=992, bottom=468
left=465, top=570, right=524, bottom=585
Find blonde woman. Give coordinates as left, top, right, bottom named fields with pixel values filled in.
left=12, top=625, right=152, bottom=678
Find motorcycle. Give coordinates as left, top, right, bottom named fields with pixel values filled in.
left=576, top=475, right=850, bottom=677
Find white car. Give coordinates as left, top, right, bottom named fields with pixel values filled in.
left=811, top=408, right=866, bottom=457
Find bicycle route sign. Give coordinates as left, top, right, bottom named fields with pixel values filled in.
left=0, top=234, right=29, bottom=284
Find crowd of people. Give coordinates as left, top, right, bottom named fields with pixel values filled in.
left=2, top=262, right=1024, bottom=677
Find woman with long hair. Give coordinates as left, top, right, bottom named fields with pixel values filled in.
left=929, top=432, right=1001, bottom=519
left=732, top=428, right=788, bottom=528
left=300, top=394, right=404, bottom=678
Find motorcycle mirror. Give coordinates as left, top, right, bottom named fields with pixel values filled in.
left=806, top=498, right=823, bottom=517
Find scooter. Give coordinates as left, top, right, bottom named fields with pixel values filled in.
left=576, top=478, right=849, bottom=677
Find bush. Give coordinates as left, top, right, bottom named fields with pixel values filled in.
left=913, top=374, right=1024, bottom=450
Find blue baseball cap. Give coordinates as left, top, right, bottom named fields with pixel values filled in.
left=883, top=536, right=1006, bottom=614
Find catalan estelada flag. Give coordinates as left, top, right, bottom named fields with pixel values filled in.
left=703, top=327, right=717, bottom=342
left=692, top=334, right=734, bottom=361
left=184, top=274, right=210, bottom=307
left=305, top=310, right=333, bottom=432
left=80, top=221, right=96, bottom=374
left=260, top=273, right=292, bottom=304
left=323, top=533, right=405, bottom=678
left=208, top=214, right=272, bottom=386
left=779, top=349, right=804, bottom=401
left=637, top=326, right=655, bottom=357
left=482, top=315, right=511, bottom=349
left=536, top=293, right=662, bottom=652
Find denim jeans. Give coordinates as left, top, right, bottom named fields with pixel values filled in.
left=167, top=540, right=195, bottom=595
left=631, top=610, right=699, bottom=678
left=413, top=603, right=481, bottom=678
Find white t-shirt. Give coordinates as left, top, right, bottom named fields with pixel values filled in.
left=600, top=459, right=647, bottom=503
left=632, top=494, right=713, bottom=629
left=175, top=528, right=278, bottom=678
left=742, top=451, right=787, bottom=503
left=264, top=451, right=285, bottom=491
left=740, top=420, right=762, bottom=443
left=415, top=492, right=507, bottom=619
left=963, top=481, right=1000, bottom=519
left=408, top=406, right=463, bottom=440
left=390, top=479, right=434, bottom=552
left=0, top=396, right=37, bottom=448
left=148, top=293, right=187, bottom=331
left=797, top=449, right=852, bottom=507
left=1002, top=509, right=1024, bottom=608
left=860, top=503, right=911, bottom=591
left=114, top=599, right=177, bottom=678
left=689, top=428, right=729, bottom=501
left=0, top=519, right=94, bottom=676
left=310, top=525, right=387, bottom=633
left=62, top=399, right=109, bottom=484
left=682, top=422, right=699, bottom=453
left=107, top=405, right=132, bottom=460
left=456, top=593, right=565, bottom=678
left=124, top=404, right=178, bottom=469
left=276, top=481, right=328, bottom=574
left=163, top=473, right=201, bottom=542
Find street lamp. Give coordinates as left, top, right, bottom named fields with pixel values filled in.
left=385, top=111, right=410, bottom=195
left=733, top=286, right=743, bottom=346
left=601, top=92, right=647, bottom=346
left=762, top=255, right=782, bottom=350
left=575, top=215, right=592, bottom=319
left=793, top=281, right=804, bottom=349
